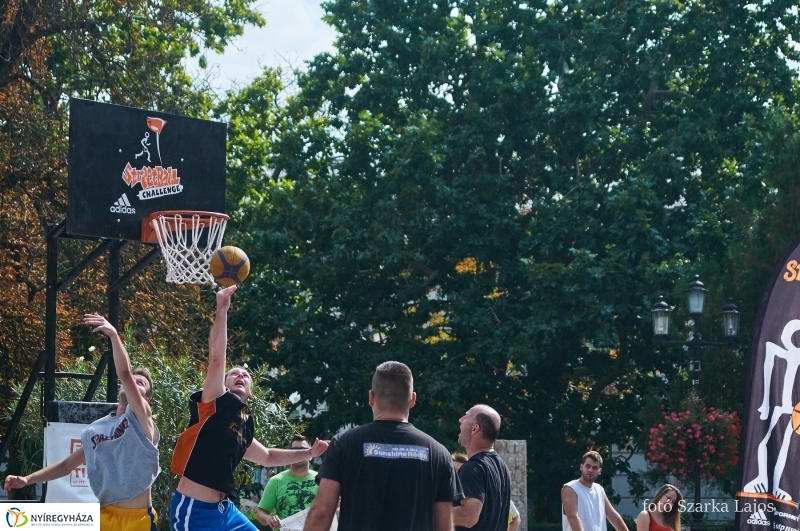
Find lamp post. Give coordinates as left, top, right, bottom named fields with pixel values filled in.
left=651, top=276, right=740, bottom=531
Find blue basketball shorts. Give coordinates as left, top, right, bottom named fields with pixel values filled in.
left=169, top=491, right=256, bottom=531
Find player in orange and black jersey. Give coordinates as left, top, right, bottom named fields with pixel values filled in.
left=169, top=285, right=329, bottom=531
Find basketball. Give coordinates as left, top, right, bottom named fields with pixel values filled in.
left=209, top=246, right=250, bottom=286
left=793, top=402, right=800, bottom=435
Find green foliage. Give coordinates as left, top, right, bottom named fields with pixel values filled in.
left=2, top=337, right=299, bottom=529
left=221, top=0, right=800, bottom=521
left=1, top=355, right=108, bottom=494
left=0, top=0, right=266, bottom=427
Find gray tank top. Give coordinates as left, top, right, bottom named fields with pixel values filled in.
left=80, top=405, right=160, bottom=506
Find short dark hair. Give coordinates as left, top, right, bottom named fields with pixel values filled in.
left=452, top=452, right=468, bottom=464
left=475, top=412, right=499, bottom=442
left=132, top=367, right=153, bottom=400
left=291, top=434, right=310, bottom=447
left=372, top=361, right=413, bottom=412
left=581, top=450, right=603, bottom=467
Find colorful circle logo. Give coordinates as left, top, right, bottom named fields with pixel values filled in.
left=5, top=508, right=28, bottom=527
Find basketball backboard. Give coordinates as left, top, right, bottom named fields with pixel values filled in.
left=67, top=98, right=226, bottom=241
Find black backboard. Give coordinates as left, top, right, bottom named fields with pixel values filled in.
left=67, top=98, right=226, bottom=240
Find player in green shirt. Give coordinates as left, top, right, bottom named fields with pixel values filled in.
left=257, top=435, right=319, bottom=529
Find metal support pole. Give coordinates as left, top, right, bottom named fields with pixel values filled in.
left=83, top=349, right=111, bottom=402
left=106, top=242, right=123, bottom=402
left=0, top=349, right=47, bottom=467
left=44, top=222, right=65, bottom=403
left=692, top=472, right=705, bottom=531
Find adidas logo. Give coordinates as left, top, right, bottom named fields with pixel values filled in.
left=747, top=509, right=770, bottom=526
left=109, top=193, right=136, bottom=214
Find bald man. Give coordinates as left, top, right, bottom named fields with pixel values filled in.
left=453, top=404, right=512, bottom=531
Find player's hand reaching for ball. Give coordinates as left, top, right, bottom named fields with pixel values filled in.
left=4, top=475, right=28, bottom=492
left=83, top=314, right=118, bottom=338
left=216, top=284, right=237, bottom=312
left=309, top=438, right=330, bottom=458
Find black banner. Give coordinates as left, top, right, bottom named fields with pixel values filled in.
left=738, top=235, right=800, bottom=531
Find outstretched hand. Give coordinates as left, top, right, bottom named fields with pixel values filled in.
left=4, top=475, right=27, bottom=492
left=216, top=284, right=238, bottom=312
left=309, top=438, right=330, bottom=458
left=83, top=314, right=118, bottom=338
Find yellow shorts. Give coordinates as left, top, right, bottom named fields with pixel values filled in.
left=100, top=505, right=157, bottom=531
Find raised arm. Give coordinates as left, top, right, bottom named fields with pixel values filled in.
left=243, top=437, right=329, bottom=467
left=202, top=285, right=237, bottom=403
left=4, top=447, right=86, bottom=492
left=83, top=314, right=154, bottom=441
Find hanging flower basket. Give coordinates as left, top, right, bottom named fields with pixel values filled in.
left=646, top=403, right=740, bottom=481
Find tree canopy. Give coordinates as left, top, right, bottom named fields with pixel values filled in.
left=0, top=0, right=263, bottom=394
left=225, top=0, right=800, bottom=518
left=4, top=0, right=800, bottom=521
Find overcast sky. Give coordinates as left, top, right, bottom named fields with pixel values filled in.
left=193, top=0, right=338, bottom=92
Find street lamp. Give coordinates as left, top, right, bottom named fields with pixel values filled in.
left=686, top=277, right=707, bottom=316
left=651, top=277, right=739, bottom=531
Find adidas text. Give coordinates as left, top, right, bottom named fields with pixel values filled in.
left=110, top=193, right=135, bottom=214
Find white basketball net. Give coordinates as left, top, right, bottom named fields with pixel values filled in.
left=152, top=213, right=227, bottom=284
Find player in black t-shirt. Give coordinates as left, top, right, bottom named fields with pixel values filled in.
left=453, top=404, right=512, bottom=531
left=305, top=361, right=463, bottom=531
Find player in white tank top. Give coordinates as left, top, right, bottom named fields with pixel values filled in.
left=562, top=452, right=629, bottom=531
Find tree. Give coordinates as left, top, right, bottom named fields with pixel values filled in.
left=225, top=0, right=800, bottom=519
left=0, top=0, right=264, bottom=424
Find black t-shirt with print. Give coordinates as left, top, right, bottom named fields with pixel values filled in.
left=456, top=451, right=511, bottom=531
left=317, top=420, right=463, bottom=531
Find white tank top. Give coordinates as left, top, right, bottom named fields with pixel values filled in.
left=562, top=479, right=607, bottom=531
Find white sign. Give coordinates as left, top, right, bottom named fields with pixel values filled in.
left=43, top=423, right=97, bottom=503
left=0, top=502, right=99, bottom=529
left=279, top=508, right=338, bottom=531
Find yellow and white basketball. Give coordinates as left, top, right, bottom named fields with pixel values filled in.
left=209, top=246, right=250, bottom=286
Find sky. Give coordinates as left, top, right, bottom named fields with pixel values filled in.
left=194, top=0, right=338, bottom=92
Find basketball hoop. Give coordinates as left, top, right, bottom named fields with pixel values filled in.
left=142, top=211, right=229, bottom=284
